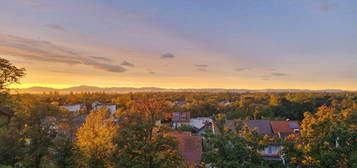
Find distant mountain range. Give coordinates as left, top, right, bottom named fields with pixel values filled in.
left=11, top=85, right=348, bottom=94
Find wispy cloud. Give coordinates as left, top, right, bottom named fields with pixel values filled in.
left=19, top=0, right=44, bottom=8
left=146, top=68, right=155, bottom=74
left=49, top=70, right=71, bottom=74
left=196, top=68, right=207, bottom=72
left=260, top=75, right=271, bottom=81
left=195, top=64, right=208, bottom=67
left=270, top=72, right=289, bottom=77
left=0, top=34, right=126, bottom=73
left=235, top=67, right=249, bottom=71
left=194, top=64, right=209, bottom=71
left=261, top=75, right=271, bottom=78
left=160, top=53, right=175, bottom=59
left=121, top=61, right=135, bottom=67
left=89, top=56, right=112, bottom=62
left=44, top=24, right=67, bottom=32
left=317, top=0, right=338, bottom=12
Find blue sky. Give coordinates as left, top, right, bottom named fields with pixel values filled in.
left=1, top=0, right=357, bottom=89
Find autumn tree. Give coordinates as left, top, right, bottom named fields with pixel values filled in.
left=76, top=108, right=118, bottom=168
left=113, top=99, right=186, bottom=168
left=282, top=106, right=357, bottom=168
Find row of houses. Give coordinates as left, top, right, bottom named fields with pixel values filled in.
left=61, top=100, right=231, bottom=115
left=167, top=112, right=300, bottom=166
left=172, top=112, right=213, bottom=135
left=60, top=101, right=116, bottom=115
left=225, top=119, right=300, bottom=161
left=174, top=100, right=231, bottom=107
left=3, top=99, right=299, bottom=167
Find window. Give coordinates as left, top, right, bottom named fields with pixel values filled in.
left=268, top=146, right=272, bottom=154
left=289, top=123, right=298, bottom=129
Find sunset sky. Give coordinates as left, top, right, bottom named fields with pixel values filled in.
left=1, top=0, right=357, bottom=90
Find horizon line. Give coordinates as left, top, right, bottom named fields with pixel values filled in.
left=10, top=85, right=355, bottom=92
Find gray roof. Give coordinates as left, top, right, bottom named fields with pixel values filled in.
left=225, top=120, right=273, bottom=136
left=243, top=120, right=273, bottom=135
left=0, top=107, right=12, bottom=117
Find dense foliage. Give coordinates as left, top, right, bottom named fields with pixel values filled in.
left=282, top=106, right=357, bottom=168
left=15, top=90, right=357, bottom=121
left=203, top=114, right=267, bottom=168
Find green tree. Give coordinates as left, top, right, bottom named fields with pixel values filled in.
left=0, top=57, right=25, bottom=91
left=0, top=57, right=26, bottom=127
left=177, top=124, right=196, bottom=133
left=203, top=114, right=267, bottom=168
left=0, top=97, right=62, bottom=168
left=0, top=130, right=26, bottom=167
left=52, top=138, right=77, bottom=168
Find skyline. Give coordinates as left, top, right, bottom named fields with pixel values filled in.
left=2, top=0, right=357, bottom=90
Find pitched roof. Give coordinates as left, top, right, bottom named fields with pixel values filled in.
left=169, top=131, right=202, bottom=166
left=244, top=120, right=273, bottom=135
left=270, top=121, right=300, bottom=138
left=225, top=120, right=273, bottom=136
left=172, top=112, right=191, bottom=122
left=175, top=101, right=188, bottom=104
left=168, top=131, right=192, bottom=137
left=0, top=107, right=12, bottom=117
left=174, top=101, right=189, bottom=107
left=219, top=100, right=230, bottom=105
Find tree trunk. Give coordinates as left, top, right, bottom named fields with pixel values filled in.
left=34, top=153, right=43, bottom=168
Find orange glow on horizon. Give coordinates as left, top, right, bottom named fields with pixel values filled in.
left=9, top=82, right=357, bottom=91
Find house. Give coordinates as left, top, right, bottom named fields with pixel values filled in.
left=225, top=120, right=282, bottom=160
left=172, top=112, right=191, bottom=127
left=169, top=131, right=202, bottom=167
left=218, top=100, right=231, bottom=106
left=60, top=104, right=85, bottom=113
left=187, top=117, right=213, bottom=135
left=241, top=96, right=255, bottom=102
left=270, top=120, right=300, bottom=139
left=0, top=107, right=12, bottom=125
left=44, top=114, right=88, bottom=140
left=71, top=114, right=88, bottom=131
left=43, top=116, right=59, bottom=131
left=174, top=101, right=189, bottom=107
left=225, top=120, right=273, bottom=136
left=92, top=101, right=116, bottom=115
left=172, top=112, right=214, bottom=134
left=260, top=143, right=283, bottom=160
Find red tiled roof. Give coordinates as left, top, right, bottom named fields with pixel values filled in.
left=270, top=121, right=300, bottom=136
left=169, top=131, right=202, bottom=166
left=168, top=131, right=192, bottom=137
